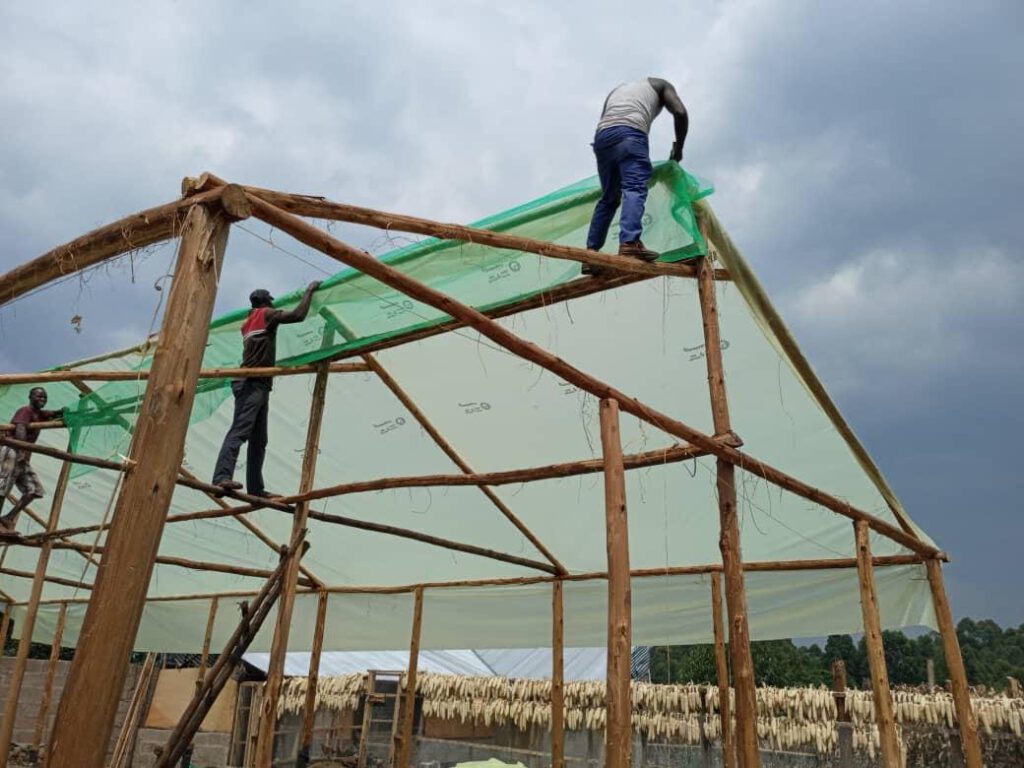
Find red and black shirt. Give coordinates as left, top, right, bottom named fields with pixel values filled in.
left=241, top=308, right=285, bottom=387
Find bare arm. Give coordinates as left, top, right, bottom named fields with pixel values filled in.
left=273, top=281, right=322, bottom=325
left=648, top=77, right=689, bottom=161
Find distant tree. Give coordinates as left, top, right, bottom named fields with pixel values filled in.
left=650, top=618, right=1024, bottom=691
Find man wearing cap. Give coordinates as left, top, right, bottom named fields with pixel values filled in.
left=213, top=281, right=321, bottom=497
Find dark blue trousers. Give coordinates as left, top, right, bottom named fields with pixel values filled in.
left=585, top=126, right=653, bottom=250
left=213, top=379, right=270, bottom=494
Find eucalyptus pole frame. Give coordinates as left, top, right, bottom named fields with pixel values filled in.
left=396, top=586, right=425, bottom=768
left=0, top=456, right=72, bottom=768
left=244, top=194, right=938, bottom=560
left=854, top=521, right=902, bottom=768
left=34, top=601, right=68, bottom=749
left=254, top=364, right=330, bottom=768
left=551, top=579, right=566, bottom=768
left=926, top=559, right=983, bottom=768
left=600, top=399, right=632, bottom=768
left=299, top=590, right=330, bottom=765
left=696, top=243, right=760, bottom=768
left=46, top=194, right=239, bottom=768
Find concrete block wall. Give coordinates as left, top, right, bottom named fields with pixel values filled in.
left=132, top=728, right=230, bottom=768
left=0, top=657, right=140, bottom=755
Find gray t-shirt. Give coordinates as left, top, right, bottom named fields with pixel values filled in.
left=595, top=79, right=663, bottom=135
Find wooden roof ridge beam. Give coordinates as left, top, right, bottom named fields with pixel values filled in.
left=240, top=185, right=729, bottom=281
left=0, top=436, right=294, bottom=513
left=0, top=361, right=369, bottom=387
left=0, top=183, right=250, bottom=307
left=246, top=194, right=941, bottom=560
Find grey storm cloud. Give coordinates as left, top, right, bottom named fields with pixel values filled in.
left=1, top=0, right=1021, bottom=622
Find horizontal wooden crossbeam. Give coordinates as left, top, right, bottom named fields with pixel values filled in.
left=0, top=361, right=368, bottom=386
left=21, top=554, right=931, bottom=606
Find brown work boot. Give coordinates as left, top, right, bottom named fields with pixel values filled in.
left=619, top=240, right=659, bottom=262
left=216, top=480, right=243, bottom=492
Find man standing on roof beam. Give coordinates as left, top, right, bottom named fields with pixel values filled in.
left=583, top=77, right=688, bottom=275
left=0, top=387, right=65, bottom=535
left=212, top=281, right=321, bottom=498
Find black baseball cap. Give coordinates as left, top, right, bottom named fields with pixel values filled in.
left=249, top=289, right=274, bottom=307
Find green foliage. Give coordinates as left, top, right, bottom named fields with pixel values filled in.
left=649, top=618, right=1024, bottom=690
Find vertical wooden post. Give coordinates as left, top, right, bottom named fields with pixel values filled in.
left=0, top=603, right=10, bottom=652
left=854, top=521, right=901, bottom=768
left=254, top=365, right=330, bottom=767
left=396, top=587, right=424, bottom=768
left=696, top=243, right=761, bottom=768
left=196, top=597, right=219, bottom=694
left=600, top=399, right=632, bottom=768
left=831, top=660, right=853, bottom=767
left=925, top=559, right=983, bottom=768
left=356, top=672, right=376, bottom=768
left=33, top=602, right=68, bottom=749
left=299, top=590, right=330, bottom=763
left=0, top=457, right=72, bottom=767
left=710, top=573, right=735, bottom=768
left=45, top=198, right=232, bottom=768
left=551, top=579, right=565, bottom=768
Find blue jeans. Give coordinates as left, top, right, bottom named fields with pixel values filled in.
left=585, top=126, right=653, bottom=250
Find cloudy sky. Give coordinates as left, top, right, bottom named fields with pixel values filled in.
left=1, top=1, right=1021, bottom=625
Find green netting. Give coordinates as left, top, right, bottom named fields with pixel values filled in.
left=3, top=162, right=711, bottom=472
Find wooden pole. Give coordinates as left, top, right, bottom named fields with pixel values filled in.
left=0, top=457, right=72, bottom=768
left=33, top=602, right=68, bottom=749
left=0, top=437, right=294, bottom=513
left=0, top=361, right=367, bottom=386
left=237, top=185, right=724, bottom=281
left=177, top=465, right=323, bottom=588
left=156, top=539, right=297, bottom=768
left=299, top=591, right=330, bottom=764
left=22, top=554, right=929, bottom=610
left=396, top=587, right=424, bottom=768
left=196, top=598, right=219, bottom=694
left=710, top=573, right=735, bottom=768
left=696, top=252, right=761, bottom=768
left=355, top=672, right=375, bottom=768
left=831, top=660, right=853, bottom=767
left=0, top=188, right=224, bottom=306
left=925, top=559, right=982, bottom=768
left=600, top=399, right=632, bottom=768
left=551, top=579, right=565, bottom=768
left=246, top=195, right=936, bottom=558
left=45, top=197, right=235, bottom=768
left=854, top=521, right=901, bottom=768
left=254, top=365, right=329, bottom=768
left=0, top=604, right=9, bottom=652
